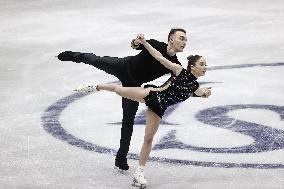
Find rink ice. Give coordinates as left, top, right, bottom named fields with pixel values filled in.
left=1, top=0, right=284, bottom=188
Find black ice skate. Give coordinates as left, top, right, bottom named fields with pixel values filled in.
left=57, top=51, right=77, bottom=61
left=114, top=157, right=129, bottom=174
left=57, top=51, right=84, bottom=63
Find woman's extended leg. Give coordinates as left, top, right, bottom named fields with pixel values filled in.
left=97, top=83, right=150, bottom=103
left=139, top=108, right=161, bottom=166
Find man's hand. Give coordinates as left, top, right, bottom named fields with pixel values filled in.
left=200, top=87, right=212, bottom=98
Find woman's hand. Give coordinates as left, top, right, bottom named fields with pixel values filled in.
left=135, top=34, right=146, bottom=45
left=195, top=87, right=212, bottom=98
left=200, top=87, right=212, bottom=98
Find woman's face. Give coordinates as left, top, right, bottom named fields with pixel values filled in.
left=191, top=57, right=207, bottom=77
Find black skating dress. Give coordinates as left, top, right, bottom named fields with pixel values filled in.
left=143, top=68, right=199, bottom=118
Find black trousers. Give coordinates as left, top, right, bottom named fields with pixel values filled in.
left=80, top=53, right=140, bottom=159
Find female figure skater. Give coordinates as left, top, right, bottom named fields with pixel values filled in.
left=76, top=34, right=211, bottom=188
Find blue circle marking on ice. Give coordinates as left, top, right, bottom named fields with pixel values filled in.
left=153, top=104, right=284, bottom=153
left=41, top=62, right=284, bottom=169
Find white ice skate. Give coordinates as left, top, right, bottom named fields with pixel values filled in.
left=74, top=83, right=98, bottom=93
left=132, top=167, right=147, bottom=189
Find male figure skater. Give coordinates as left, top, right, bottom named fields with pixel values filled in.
left=57, top=28, right=188, bottom=172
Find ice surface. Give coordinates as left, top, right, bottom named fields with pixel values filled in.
left=1, top=0, right=284, bottom=188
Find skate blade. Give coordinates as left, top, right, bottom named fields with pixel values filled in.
left=114, top=166, right=127, bottom=174
left=74, top=87, right=94, bottom=93
left=132, top=179, right=146, bottom=189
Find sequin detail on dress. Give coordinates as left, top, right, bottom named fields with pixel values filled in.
left=144, top=69, right=199, bottom=118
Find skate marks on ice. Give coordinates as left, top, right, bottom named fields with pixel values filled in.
left=41, top=62, right=284, bottom=169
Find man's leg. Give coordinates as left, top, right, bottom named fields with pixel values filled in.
left=57, top=51, right=129, bottom=79
left=58, top=51, right=138, bottom=170
left=79, top=54, right=129, bottom=77
left=115, top=97, right=139, bottom=171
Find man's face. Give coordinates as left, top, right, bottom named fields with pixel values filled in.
left=170, top=31, right=187, bottom=52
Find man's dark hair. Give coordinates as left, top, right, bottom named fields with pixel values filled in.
left=168, top=28, right=186, bottom=41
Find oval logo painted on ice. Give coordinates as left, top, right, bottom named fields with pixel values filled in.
left=41, top=62, right=284, bottom=169
left=41, top=89, right=284, bottom=169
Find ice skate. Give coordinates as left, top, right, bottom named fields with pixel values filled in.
left=132, top=166, right=147, bottom=189
left=57, top=51, right=79, bottom=61
left=114, top=157, right=129, bottom=174
left=74, top=83, right=98, bottom=93
left=114, top=166, right=128, bottom=174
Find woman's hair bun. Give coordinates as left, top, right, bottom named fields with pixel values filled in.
left=187, top=55, right=193, bottom=60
